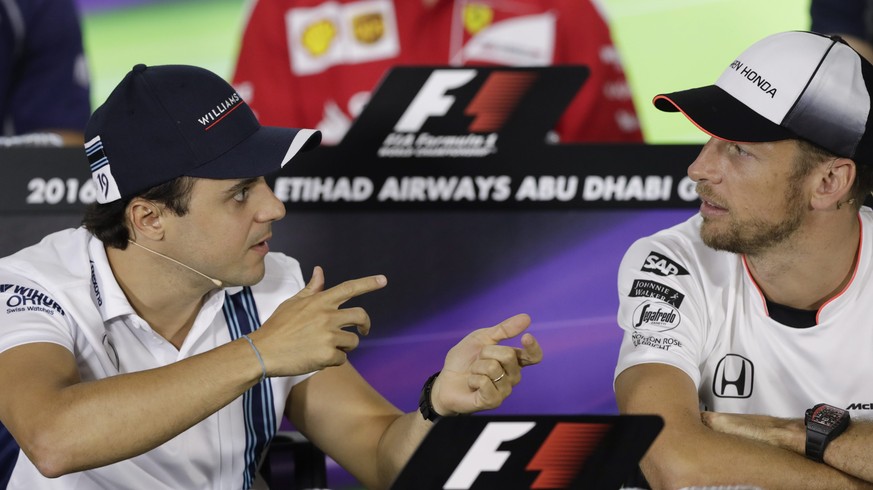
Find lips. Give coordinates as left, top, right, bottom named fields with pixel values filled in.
left=696, top=186, right=727, bottom=211
left=250, top=233, right=271, bottom=254
left=701, top=197, right=727, bottom=211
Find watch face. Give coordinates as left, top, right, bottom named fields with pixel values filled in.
left=809, top=405, right=847, bottom=428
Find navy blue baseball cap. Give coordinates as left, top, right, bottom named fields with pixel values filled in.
left=84, top=64, right=321, bottom=203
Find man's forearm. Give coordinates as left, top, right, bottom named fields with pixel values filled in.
left=4, top=339, right=263, bottom=477
left=642, top=423, right=872, bottom=489
left=376, top=410, right=433, bottom=489
left=826, top=423, right=873, bottom=483
left=702, top=412, right=873, bottom=484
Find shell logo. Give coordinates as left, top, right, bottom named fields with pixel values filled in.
left=463, top=3, right=493, bottom=35
left=352, top=13, right=384, bottom=44
left=302, top=19, right=337, bottom=57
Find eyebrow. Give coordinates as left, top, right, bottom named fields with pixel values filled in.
left=225, top=177, right=260, bottom=196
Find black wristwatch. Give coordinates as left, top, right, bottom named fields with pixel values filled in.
left=418, top=371, right=443, bottom=422
left=805, top=403, right=850, bottom=462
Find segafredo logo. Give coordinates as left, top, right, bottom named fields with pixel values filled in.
left=197, top=92, right=243, bottom=130
left=632, top=300, right=680, bottom=332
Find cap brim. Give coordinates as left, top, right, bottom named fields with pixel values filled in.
left=186, top=126, right=322, bottom=180
left=653, top=85, right=795, bottom=143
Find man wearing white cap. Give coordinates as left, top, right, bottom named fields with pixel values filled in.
left=0, top=64, right=542, bottom=489
left=614, top=31, right=873, bottom=488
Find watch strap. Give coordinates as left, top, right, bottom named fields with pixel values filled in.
left=805, top=422, right=829, bottom=463
left=418, top=371, right=442, bottom=422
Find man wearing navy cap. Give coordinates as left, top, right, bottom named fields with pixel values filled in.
left=0, top=64, right=542, bottom=489
left=615, top=31, right=873, bottom=488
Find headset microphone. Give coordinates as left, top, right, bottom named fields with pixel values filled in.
left=127, top=240, right=223, bottom=288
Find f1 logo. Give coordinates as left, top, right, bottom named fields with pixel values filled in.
left=394, top=69, right=538, bottom=133
left=443, top=421, right=610, bottom=489
left=395, top=70, right=477, bottom=132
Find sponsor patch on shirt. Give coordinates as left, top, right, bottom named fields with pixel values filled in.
left=630, top=279, right=685, bottom=307
left=631, top=332, right=682, bottom=351
left=1, top=284, right=65, bottom=317
left=641, top=251, right=689, bottom=277
left=631, top=300, right=680, bottom=332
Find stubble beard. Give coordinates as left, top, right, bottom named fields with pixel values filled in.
left=698, top=180, right=807, bottom=256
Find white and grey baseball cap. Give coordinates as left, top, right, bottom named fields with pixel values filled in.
left=654, top=31, right=873, bottom=163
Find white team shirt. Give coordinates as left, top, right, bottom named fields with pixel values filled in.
left=614, top=208, right=873, bottom=419
left=0, top=228, right=313, bottom=489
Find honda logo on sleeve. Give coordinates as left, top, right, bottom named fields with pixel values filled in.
left=712, top=354, right=754, bottom=398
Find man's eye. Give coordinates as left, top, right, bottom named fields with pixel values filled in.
left=733, top=144, right=749, bottom=157
left=233, top=188, right=249, bottom=202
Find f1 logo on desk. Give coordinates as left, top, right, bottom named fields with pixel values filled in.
left=395, top=70, right=538, bottom=134
left=390, top=415, right=662, bottom=490
left=444, top=421, right=608, bottom=489
left=359, top=66, right=587, bottom=159
left=379, top=69, right=537, bottom=158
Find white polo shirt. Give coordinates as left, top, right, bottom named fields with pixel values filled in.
left=0, top=228, right=313, bottom=489
left=614, top=208, right=873, bottom=419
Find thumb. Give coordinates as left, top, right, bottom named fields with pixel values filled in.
left=296, top=266, right=325, bottom=298
left=484, top=313, right=531, bottom=344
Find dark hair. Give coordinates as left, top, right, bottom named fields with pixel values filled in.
left=82, top=176, right=196, bottom=249
left=796, top=139, right=873, bottom=209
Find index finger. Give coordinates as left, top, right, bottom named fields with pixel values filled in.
left=321, top=275, right=388, bottom=306
left=483, top=313, right=532, bottom=344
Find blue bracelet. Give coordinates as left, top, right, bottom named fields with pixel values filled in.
left=241, top=334, right=267, bottom=383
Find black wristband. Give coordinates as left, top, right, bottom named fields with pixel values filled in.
left=418, top=371, right=442, bottom=422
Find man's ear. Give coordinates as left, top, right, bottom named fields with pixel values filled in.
left=811, top=157, right=856, bottom=210
left=127, top=198, right=165, bottom=241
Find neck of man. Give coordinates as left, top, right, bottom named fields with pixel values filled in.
left=745, top=211, right=861, bottom=311
left=106, top=244, right=213, bottom=349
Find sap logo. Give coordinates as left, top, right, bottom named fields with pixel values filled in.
left=712, top=354, right=754, bottom=398
left=444, top=421, right=610, bottom=489
left=394, top=69, right=537, bottom=133
left=641, top=251, right=689, bottom=277
left=847, top=403, right=873, bottom=410
left=632, top=301, right=680, bottom=332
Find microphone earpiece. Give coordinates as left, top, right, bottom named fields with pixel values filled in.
left=127, top=239, right=223, bottom=288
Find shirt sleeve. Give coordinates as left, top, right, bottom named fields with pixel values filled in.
left=613, top=233, right=709, bottom=388
left=0, top=278, right=75, bottom=354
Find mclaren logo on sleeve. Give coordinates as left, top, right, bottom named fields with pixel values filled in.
left=712, top=354, right=754, bottom=398
left=641, top=251, right=689, bottom=277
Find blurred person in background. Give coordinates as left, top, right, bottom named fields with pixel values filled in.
left=0, top=0, right=91, bottom=147
left=232, top=0, right=642, bottom=145
left=811, top=0, right=873, bottom=60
